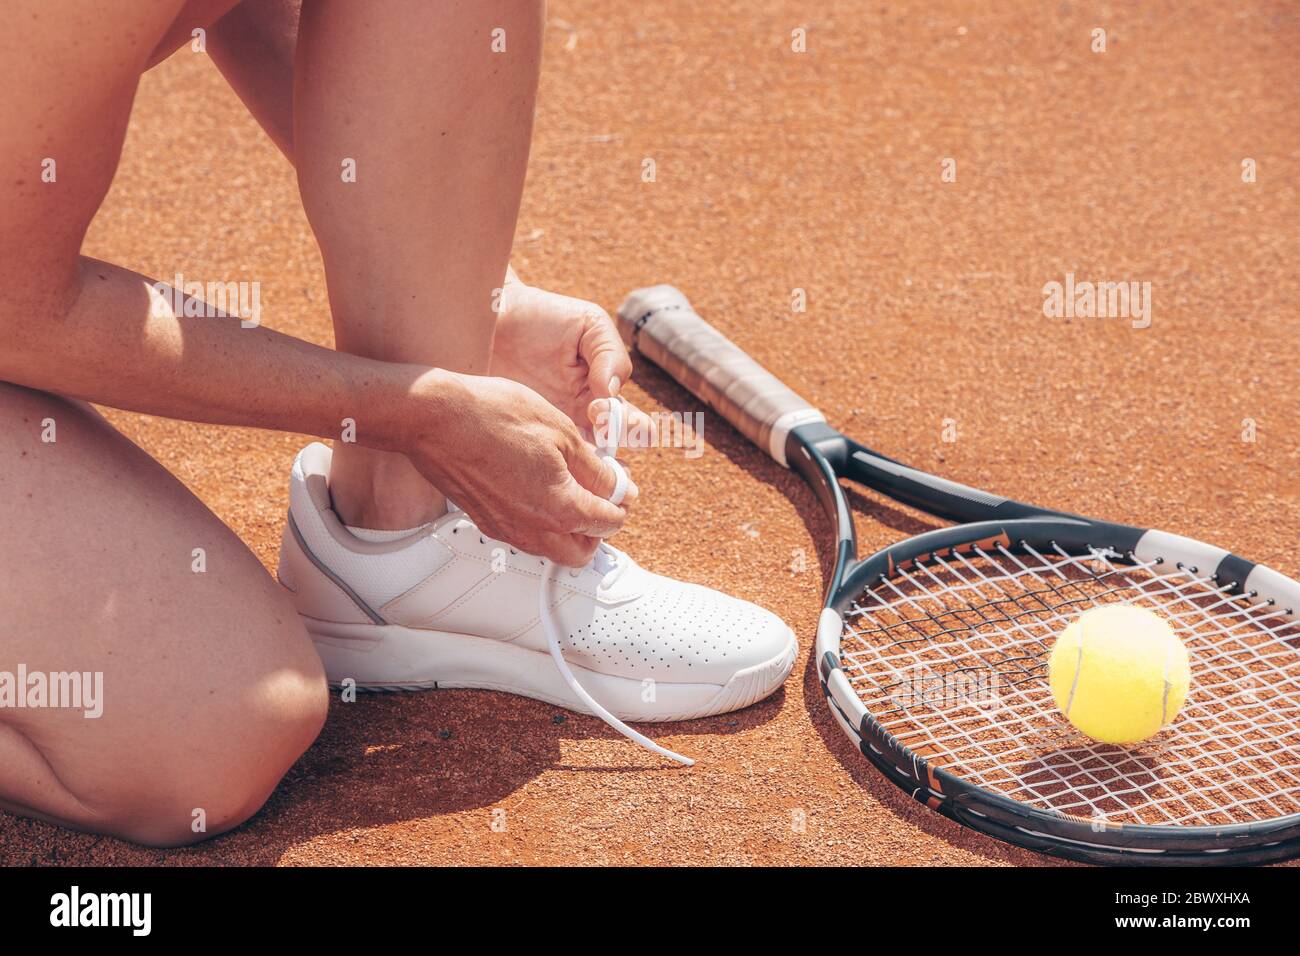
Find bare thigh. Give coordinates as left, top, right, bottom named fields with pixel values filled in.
left=0, top=385, right=327, bottom=846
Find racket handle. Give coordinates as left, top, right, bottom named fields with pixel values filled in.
left=617, top=286, right=825, bottom=467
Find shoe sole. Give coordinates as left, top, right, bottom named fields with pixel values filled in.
left=303, top=616, right=797, bottom=722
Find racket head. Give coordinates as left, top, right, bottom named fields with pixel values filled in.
left=617, top=286, right=1300, bottom=863
left=807, top=436, right=1300, bottom=863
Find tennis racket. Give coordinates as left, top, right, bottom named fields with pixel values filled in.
left=617, top=284, right=1300, bottom=865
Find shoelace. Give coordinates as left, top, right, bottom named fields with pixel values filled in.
left=538, top=400, right=694, bottom=767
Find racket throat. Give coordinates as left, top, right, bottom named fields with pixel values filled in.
left=785, top=427, right=859, bottom=602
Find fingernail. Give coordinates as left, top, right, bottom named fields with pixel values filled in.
left=609, top=376, right=621, bottom=396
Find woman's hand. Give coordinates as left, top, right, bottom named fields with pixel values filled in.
left=400, top=368, right=636, bottom=566
left=490, top=275, right=657, bottom=447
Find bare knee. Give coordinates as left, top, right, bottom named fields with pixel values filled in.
left=104, top=656, right=328, bottom=847
left=64, top=610, right=330, bottom=848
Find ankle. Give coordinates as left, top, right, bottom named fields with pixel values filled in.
left=327, top=444, right=444, bottom=529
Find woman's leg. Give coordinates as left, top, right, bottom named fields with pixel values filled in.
left=292, top=0, right=544, bottom=530
left=205, top=0, right=303, bottom=159
left=0, top=388, right=328, bottom=846
left=0, top=0, right=327, bottom=846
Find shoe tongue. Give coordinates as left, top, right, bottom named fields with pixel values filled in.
left=435, top=503, right=623, bottom=577
left=593, top=543, right=627, bottom=579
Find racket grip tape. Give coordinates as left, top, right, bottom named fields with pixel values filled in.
left=616, top=286, right=825, bottom=467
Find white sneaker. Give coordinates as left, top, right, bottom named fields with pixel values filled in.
left=277, top=443, right=797, bottom=723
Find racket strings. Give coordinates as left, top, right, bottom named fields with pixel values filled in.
left=841, top=541, right=1300, bottom=827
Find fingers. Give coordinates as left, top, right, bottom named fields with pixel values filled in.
left=539, top=532, right=601, bottom=567
left=588, top=398, right=619, bottom=449
left=578, top=309, right=633, bottom=399
left=561, top=440, right=638, bottom=523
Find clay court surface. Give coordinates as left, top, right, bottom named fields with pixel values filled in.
left=3, top=0, right=1297, bottom=865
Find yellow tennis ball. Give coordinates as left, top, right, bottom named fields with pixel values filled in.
left=1048, top=605, right=1191, bottom=744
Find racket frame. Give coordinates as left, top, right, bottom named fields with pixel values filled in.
left=620, top=286, right=1300, bottom=865
left=794, top=419, right=1300, bottom=865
